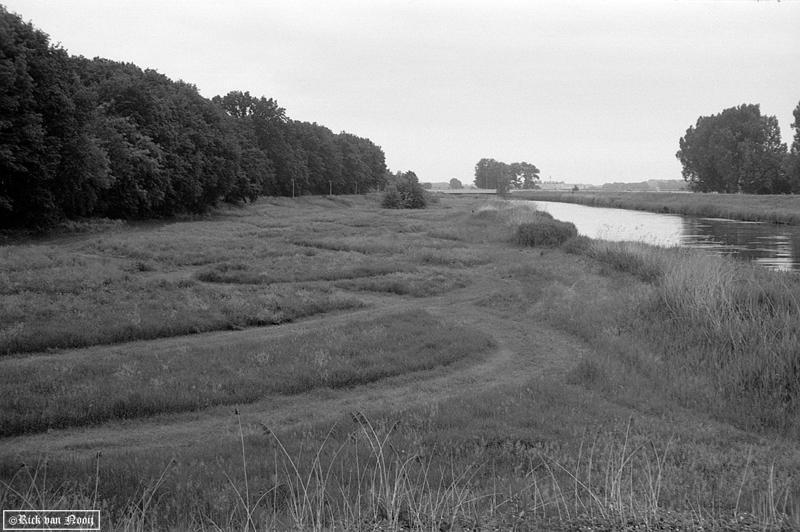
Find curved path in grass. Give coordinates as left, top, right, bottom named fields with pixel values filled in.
left=0, top=248, right=592, bottom=460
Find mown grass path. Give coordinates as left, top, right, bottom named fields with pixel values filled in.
left=0, top=247, right=589, bottom=460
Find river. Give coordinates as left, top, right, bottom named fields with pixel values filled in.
left=525, top=200, right=800, bottom=272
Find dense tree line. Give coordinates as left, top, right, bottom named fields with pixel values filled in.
left=0, top=7, right=387, bottom=228
left=473, top=158, right=540, bottom=193
left=677, top=103, right=800, bottom=194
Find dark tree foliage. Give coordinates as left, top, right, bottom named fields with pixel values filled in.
left=786, top=100, right=800, bottom=193
left=676, top=104, right=789, bottom=194
left=0, top=8, right=388, bottom=228
left=474, top=158, right=540, bottom=193
left=449, top=178, right=463, bottom=189
left=382, top=171, right=427, bottom=209
left=0, top=6, right=109, bottom=227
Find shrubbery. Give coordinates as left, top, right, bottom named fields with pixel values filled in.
left=512, top=219, right=577, bottom=247
left=382, top=170, right=427, bottom=209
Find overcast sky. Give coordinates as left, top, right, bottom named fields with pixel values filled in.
left=6, top=0, right=800, bottom=186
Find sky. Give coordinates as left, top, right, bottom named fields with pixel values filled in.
left=5, top=0, right=800, bottom=186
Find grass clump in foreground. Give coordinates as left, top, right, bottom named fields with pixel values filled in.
left=0, top=310, right=495, bottom=437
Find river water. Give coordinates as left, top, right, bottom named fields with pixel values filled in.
left=525, top=200, right=800, bottom=272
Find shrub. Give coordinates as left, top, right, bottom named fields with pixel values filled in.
left=562, top=235, right=592, bottom=254
left=381, top=171, right=427, bottom=209
left=512, top=219, right=577, bottom=247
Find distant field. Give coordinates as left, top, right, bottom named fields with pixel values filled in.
left=515, top=190, right=800, bottom=225
left=2, top=194, right=799, bottom=531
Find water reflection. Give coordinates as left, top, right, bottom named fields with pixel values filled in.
left=529, top=200, right=800, bottom=271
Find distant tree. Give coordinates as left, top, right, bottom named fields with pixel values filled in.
left=449, top=178, right=463, bottom=189
left=509, top=162, right=541, bottom=189
left=474, top=158, right=507, bottom=191
left=422, top=182, right=432, bottom=190
left=475, top=158, right=539, bottom=193
left=676, top=104, right=789, bottom=194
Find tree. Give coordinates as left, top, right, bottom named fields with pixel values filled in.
left=509, top=162, right=541, bottom=189
left=474, top=158, right=540, bottom=192
left=676, top=104, right=789, bottom=194
left=474, top=158, right=506, bottom=191
left=786, top=100, right=800, bottom=192
left=0, top=7, right=110, bottom=227
left=449, top=178, right=463, bottom=189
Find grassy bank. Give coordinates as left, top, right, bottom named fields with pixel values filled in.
left=514, top=190, right=800, bottom=225
left=2, top=196, right=799, bottom=530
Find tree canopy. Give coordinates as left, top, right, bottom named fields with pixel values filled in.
left=474, top=159, right=540, bottom=193
left=676, top=104, right=789, bottom=194
left=786, top=100, right=800, bottom=192
left=0, top=7, right=387, bottom=228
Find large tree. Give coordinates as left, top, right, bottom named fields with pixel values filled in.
left=786, top=100, right=800, bottom=192
left=676, top=104, right=789, bottom=194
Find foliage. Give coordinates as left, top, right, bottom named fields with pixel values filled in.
left=381, top=170, right=427, bottom=209
left=786, top=99, right=800, bottom=192
left=449, top=177, right=463, bottom=189
left=512, top=218, right=577, bottom=247
left=676, top=104, right=789, bottom=194
left=474, top=158, right=540, bottom=192
left=0, top=9, right=387, bottom=228
left=0, top=6, right=110, bottom=227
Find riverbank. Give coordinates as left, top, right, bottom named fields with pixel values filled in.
left=513, top=190, right=800, bottom=225
left=1, top=196, right=798, bottom=530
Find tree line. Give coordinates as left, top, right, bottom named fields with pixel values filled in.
left=0, top=6, right=387, bottom=228
left=677, top=102, right=800, bottom=194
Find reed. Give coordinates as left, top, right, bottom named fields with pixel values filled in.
left=515, top=190, right=800, bottom=225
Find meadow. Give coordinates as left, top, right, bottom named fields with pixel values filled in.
left=1, top=195, right=800, bottom=531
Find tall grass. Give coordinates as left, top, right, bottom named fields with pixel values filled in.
left=571, top=238, right=800, bottom=436
left=3, top=410, right=797, bottom=531
left=515, top=190, right=800, bottom=225
left=0, top=310, right=495, bottom=436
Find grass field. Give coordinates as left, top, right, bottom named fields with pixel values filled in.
left=2, top=195, right=799, bottom=531
left=514, top=190, right=800, bottom=225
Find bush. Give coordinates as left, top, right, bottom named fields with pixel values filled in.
left=562, top=235, right=592, bottom=254
left=381, top=171, right=427, bottom=209
left=512, top=219, right=577, bottom=247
